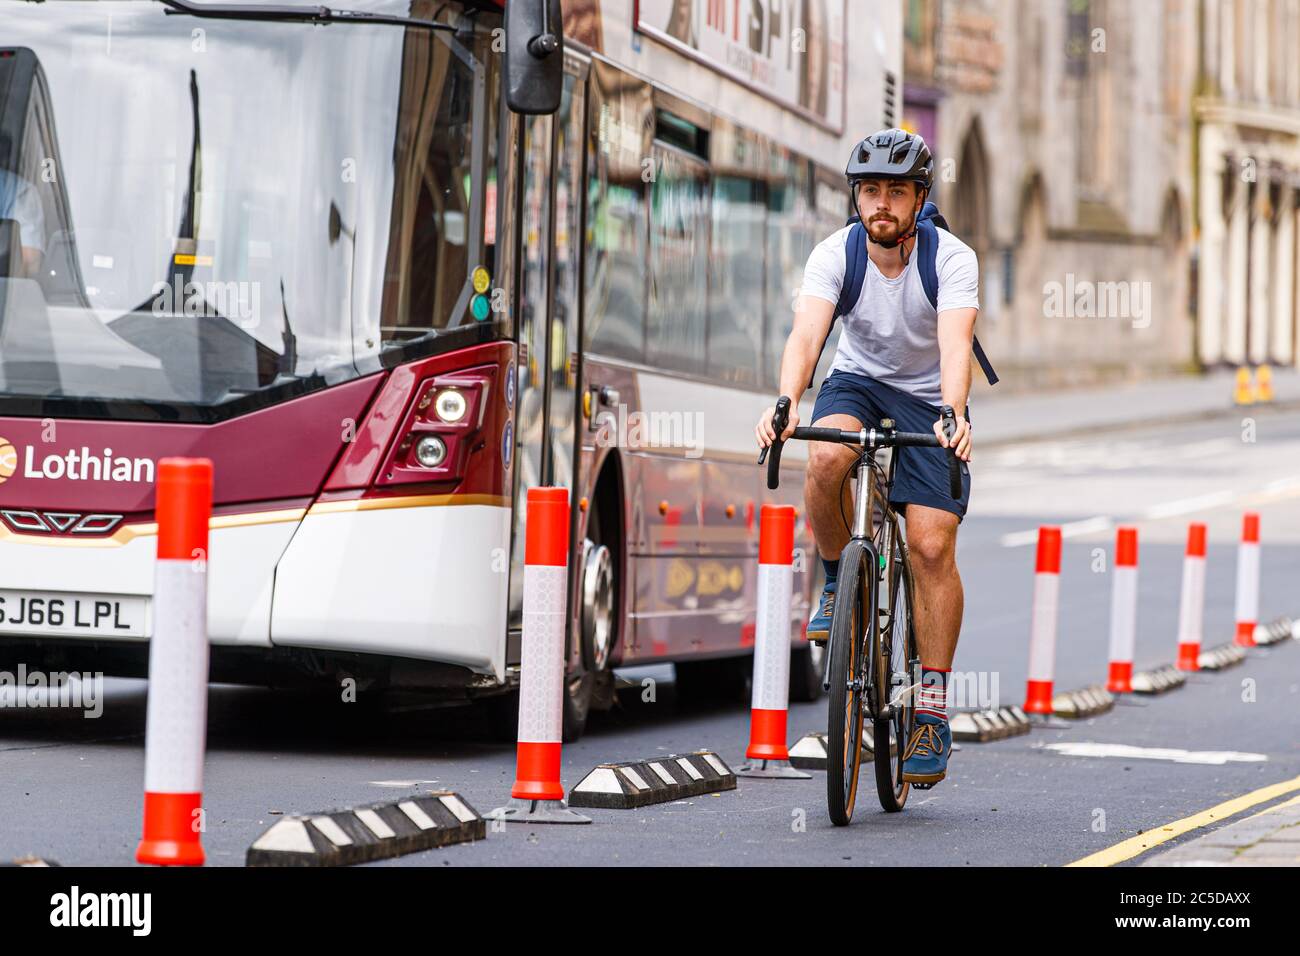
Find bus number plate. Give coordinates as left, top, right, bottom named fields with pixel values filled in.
left=0, top=590, right=148, bottom=638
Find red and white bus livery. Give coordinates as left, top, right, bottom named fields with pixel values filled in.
left=0, top=0, right=899, bottom=738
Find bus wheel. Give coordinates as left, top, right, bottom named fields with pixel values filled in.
left=562, top=505, right=618, bottom=741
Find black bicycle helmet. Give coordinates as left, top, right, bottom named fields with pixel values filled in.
left=846, top=127, right=934, bottom=191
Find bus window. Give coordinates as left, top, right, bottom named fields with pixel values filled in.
left=379, top=24, right=500, bottom=350
left=764, top=152, right=815, bottom=388
left=584, top=60, right=651, bottom=363
left=707, top=174, right=765, bottom=385
left=646, top=144, right=708, bottom=374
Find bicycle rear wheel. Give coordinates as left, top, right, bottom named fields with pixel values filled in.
left=873, top=513, right=917, bottom=812
left=825, top=539, right=874, bottom=827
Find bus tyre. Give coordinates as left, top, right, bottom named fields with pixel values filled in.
left=789, top=640, right=827, bottom=702
left=562, top=511, right=619, bottom=742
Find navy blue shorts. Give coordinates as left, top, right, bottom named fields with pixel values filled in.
left=810, top=370, right=971, bottom=520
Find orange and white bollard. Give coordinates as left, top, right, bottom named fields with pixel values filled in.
left=136, top=458, right=213, bottom=866
left=1023, top=526, right=1062, bottom=717
left=1176, top=523, right=1207, bottom=671
left=1106, top=527, right=1139, bottom=694
left=486, top=487, right=590, bottom=824
left=1234, top=512, right=1260, bottom=647
left=737, top=505, right=809, bottom=779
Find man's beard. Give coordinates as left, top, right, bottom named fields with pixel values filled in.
left=868, top=216, right=907, bottom=244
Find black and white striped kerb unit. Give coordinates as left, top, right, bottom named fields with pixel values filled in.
left=1198, top=642, right=1248, bottom=671
left=1129, top=665, right=1187, bottom=694
left=787, top=730, right=898, bottom=770
left=950, top=706, right=1033, bottom=742
left=1254, top=616, right=1295, bottom=646
left=568, top=751, right=736, bottom=809
left=1051, top=685, right=1115, bottom=718
left=245, top=791, right=485, bottom=866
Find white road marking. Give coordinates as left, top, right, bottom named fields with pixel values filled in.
left=369, top=780, right=440, bottom=787
left=1041, top=742, right=1268, bottom=765
left=1000, top=515, right=1112, bottom=548
left=1142, top=490, right=1235, bottom=520
left=1263, top=476, right=1300, bottom=494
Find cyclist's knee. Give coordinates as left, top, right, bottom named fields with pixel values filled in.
left=908, top=524, right=956, bottom=571
left=806, top=441, right=854, bottom=482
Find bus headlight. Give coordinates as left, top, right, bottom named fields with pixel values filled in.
left=414, top=435, right=448, bottom=468
left=434, top=388, right=467, bottom=423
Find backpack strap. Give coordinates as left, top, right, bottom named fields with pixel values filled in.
left=917, top=204, right=1000, bottom=386
left=807, top=220, right=867, bottom=390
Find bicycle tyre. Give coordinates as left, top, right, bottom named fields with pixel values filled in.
left=873, top=512, right=917, bottom=812
left=825, top=538, right=874, bottom=827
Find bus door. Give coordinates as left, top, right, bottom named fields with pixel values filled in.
left=507, top=54, right=589, bottom=652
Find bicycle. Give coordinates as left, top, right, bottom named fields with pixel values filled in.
left=759, top=395, right=962, bottom=824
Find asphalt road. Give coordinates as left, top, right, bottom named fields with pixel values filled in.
left=2, top=405, right=1299, bottom=866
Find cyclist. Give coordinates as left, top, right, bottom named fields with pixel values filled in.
left=754, top=128, right=976, bottom=788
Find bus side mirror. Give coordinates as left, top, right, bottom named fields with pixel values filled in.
left=505, top=0, right=563, bottom=115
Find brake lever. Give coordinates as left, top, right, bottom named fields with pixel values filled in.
left=758, top=395, right=791, bottom=465
left=761, top=396, right=791, bottom=490
left=941, top=404, right=962, bottom=500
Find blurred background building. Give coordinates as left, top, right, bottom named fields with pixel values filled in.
left=903, top=0, right=1300, bottom=391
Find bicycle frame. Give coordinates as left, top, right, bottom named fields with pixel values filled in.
left=821, top=446, right=892, bottom=696
left=820, top=445, right=921, bottom=716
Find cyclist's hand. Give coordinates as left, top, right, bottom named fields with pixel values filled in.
left=756, top=404, right=800, bottom=449
left=934, top=413, right=972, bottom=462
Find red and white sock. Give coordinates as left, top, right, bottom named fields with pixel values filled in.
left=917, top=666, right=950, bottom=721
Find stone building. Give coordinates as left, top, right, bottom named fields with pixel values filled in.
left=903, top=0, right=1203, bottom=390
left=1194, top=0, right=1300, bottom=370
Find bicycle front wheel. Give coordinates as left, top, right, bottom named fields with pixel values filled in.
left=825, top=539, right=875, bottom=827
left=873, top=512, right=917, bottom=812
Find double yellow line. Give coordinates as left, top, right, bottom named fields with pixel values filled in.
left=1067, top=774, right=1300, bottom=866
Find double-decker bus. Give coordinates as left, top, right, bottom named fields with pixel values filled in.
left=0, top=0, right=899, bottom=738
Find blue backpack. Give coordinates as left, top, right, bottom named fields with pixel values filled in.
left=809, top=201, right=999, bottom=389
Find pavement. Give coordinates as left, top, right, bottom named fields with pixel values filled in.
left=972, top=367, right=1300, bottom=446
left=1141, top=793, right=1300, bottom=867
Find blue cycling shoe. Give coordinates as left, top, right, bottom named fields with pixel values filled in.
left=805, top=580, right=836, bottom=644
left=901, top=713, right=951, bottom=788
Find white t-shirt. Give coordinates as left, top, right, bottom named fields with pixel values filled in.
left=801, top=224, right=979, bottom=405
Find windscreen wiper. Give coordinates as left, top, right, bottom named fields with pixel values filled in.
left=153, top=0, right=457, bottom=31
